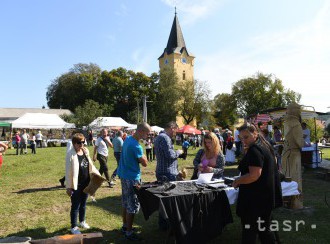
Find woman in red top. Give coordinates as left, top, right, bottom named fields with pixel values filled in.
left=0, top=142, right=8, bottom=167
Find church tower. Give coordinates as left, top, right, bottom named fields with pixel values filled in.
left=158, top=11, right=195, bottom=127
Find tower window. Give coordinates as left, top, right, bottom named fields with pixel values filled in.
left=182, top=71, right=186, bottom=80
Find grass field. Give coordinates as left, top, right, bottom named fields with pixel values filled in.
left=0, top=145, right=330, bottom=243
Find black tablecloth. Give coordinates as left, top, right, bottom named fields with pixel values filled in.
left=136, top=182, right=233, bottom=243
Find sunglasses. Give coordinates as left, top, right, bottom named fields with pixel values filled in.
left=76, top=140, right=85, bottom=145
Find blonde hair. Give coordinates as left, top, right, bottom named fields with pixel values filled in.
left=203, top=132, right=221, bottom=158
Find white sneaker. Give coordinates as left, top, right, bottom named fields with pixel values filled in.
left=79, top=221, right=90, bottom=229
left=71, top=226, right=81, bottom=234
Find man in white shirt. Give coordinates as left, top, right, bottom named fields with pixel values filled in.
left=93, top=129, right=114, bottom=187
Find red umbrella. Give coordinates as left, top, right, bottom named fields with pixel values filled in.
left=177, top=125, right=201, bottom=135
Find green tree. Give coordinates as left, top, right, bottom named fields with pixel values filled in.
left=177, top=79, right=211, bottom=125
left=154, top=66, right=179, bottom=127
left=73, top=100, right=112, bottom=128
left=231, top=72, right=301, bottom=117
left=46, top=63, right=101, bottom=111
left=213, top=93, right=237, bottom=127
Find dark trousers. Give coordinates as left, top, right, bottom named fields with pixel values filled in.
left=70, top=185, right=89, bottom=228
left=97, top=154, right=110, bottom=182
left=146, top=148, right=152, bottom=161
left=240, top=211, right=275, bottom=244
left=111, top=152, right=121, bottom=178
left=235, top=141, right=242, bottom=157
left=156, top=173, right=177, bottom=230
left=16, top=142, right=20, bottom=155
left=182, top=147, right=188, bottom=160
left=31, top=143, right=36, bottom=154
left=36, top=140, right=42, bottom=148
left=152, top=147, right=156, bottom=160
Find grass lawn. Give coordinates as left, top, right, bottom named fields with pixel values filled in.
left=0, top=145, right=330, bottom=243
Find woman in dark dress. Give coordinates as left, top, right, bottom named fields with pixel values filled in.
left=232, top=124, right=282, bottom=244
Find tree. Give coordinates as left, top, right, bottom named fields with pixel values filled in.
left=213, top=93, right=237, bottom=127
left=73, top=100, right=112, bottom=128
left=231, top=72, right=301, bottom=117
left=154, top=66, right=180, bottom=127
left=46, top=63, right=101, bottom=111
left=177, top=79, right=211, bottom=125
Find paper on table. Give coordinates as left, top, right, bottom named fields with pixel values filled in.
left=197, top=173, right=214, bottom=184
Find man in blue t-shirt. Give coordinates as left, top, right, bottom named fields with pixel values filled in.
left=117, top=122, right=151, bottom=241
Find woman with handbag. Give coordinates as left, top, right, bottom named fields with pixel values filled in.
left=65, top=133, right=101, bottom=234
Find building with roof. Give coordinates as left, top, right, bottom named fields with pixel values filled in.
left=0, top=108, right=72, bottom=123
left=158, top=10, right=195, bottom=127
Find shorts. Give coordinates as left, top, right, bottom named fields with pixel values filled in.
left=121, top=178, right=140, bottom=214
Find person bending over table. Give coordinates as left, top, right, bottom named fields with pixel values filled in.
left=191, top=132, right=225, bottom=179
left=117, top=122, right=151, bottom=241
left=232, top=124, right=282, bottom=244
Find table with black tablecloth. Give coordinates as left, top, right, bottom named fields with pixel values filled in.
left=135, top=181, right=233, bottom=244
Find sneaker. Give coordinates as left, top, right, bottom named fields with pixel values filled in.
left=121, top=226, right=136, bottom=234
left=125, top=232, right=143, bottom=241
left=71, top=226, right=81, bottom=234
left=79, top=221, right=90, bottom=229
left=59, top=178, right=65, bottom=188
left=110, top=181, right=116, bottom=186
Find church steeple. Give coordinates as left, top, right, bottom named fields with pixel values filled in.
left=165, top=12, right=186, bottom=54
left=159, top=11, right=193, bottom=59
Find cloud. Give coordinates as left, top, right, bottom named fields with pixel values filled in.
left=196, top=1, right=330, bottom=112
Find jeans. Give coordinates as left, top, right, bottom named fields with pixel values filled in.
left=70, top=185, right=89, bottom=228
left=111, top=152, right=121, bottom=178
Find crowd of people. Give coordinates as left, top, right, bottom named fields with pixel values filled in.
left=61, top=120, right=285, bottom=243
left=1, top=117, right=303, bottom=243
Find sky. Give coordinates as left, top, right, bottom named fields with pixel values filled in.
left=1, top=0, right=329, bottom=112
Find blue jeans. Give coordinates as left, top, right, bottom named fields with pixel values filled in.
left=111, top=152, right=121, bottom=178
left=70, top=185, right=89, bottom=228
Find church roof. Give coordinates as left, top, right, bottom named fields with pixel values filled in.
left=159, top=13, right=194, bottom=59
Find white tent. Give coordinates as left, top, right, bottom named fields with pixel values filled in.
left=11, top=113, right=75, bottom=129
left=126, top=123, right=137, bottom=131
left=89, top=117, right=130, bottom=129
left=151, top=125, right=164, bottom=133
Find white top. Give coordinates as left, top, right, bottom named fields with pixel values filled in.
left=95, top=136, right=109, bottom=157
left=36, top=133, right=43, bottom=140
left=303, top=128, right=311, bottom=144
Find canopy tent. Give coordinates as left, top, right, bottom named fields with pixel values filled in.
left=89, top=117, right=130, bottom=129
left=151, top=125, right=164, bottom=133
left=259, top=106, right=326, bottom=120
left=126, top=124, right=137, bottom=131
left=0, top=122, right=11, bottom=127
left=177, top=125, right=201, bottom=135
left=11, top=113, right=75, bottom=129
